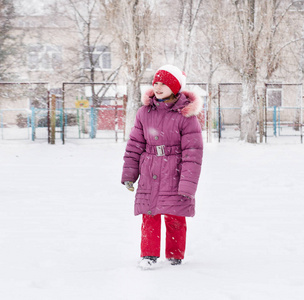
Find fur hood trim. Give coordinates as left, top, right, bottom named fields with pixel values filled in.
left=141, top=88, right=203, bottom=117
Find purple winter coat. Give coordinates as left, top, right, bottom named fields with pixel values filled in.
left=121, top=88, right=203, bottom=217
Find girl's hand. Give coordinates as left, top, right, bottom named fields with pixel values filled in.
left=124, top=181, right=134, bottom=192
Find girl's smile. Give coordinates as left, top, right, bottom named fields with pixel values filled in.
left=153, top=82, right=173, bottom=99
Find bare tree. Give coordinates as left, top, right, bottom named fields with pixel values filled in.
left=215, top=0, right=260, bottom=143
left=0, top=0, right=17, bottom=80
left=256, top=1, right=304, bottom=141
left=212, top=0, right=304, bottom=143
left=157, top=0, right=203, bottom=73
left=46, top=0, right=123, bottom=138
left=100, top=0, right=155, bottom=139
left=182, top=0, right=203, bottom=73
left=194, top=1, right=222, bottom=142
left=59, top=0, right=122, bottom=107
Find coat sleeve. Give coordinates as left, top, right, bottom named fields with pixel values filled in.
left=178, top=115, right=203, bottom=198
left=121, top=108, right=146, bottom=184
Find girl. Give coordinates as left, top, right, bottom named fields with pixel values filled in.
left=121, top=65, right=203, bottom=269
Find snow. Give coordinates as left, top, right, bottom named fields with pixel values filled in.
left=0, top=139, right=303, bottom=300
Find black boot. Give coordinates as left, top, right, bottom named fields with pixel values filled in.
left=168, top=258, right=182, bottom=265
left=139, top=256, right=158, bottom=269
left=142, top=256, right=158, bottom=264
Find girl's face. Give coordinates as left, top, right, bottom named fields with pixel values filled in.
left=153, top=82, right=173, bottom=99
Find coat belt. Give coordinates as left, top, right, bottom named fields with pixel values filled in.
left=145, top=144, right=182, bottom=156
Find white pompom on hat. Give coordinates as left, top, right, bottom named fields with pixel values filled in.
left=152, top=64, right=186, bottom=95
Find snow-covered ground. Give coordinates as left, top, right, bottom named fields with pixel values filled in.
left=0, top=139, right=303, bottom=300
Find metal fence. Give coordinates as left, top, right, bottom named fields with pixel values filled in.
left=1, top=81, right=303, bottom=143
left=212, top=106, right=303, bottom=143
left=1, top=105, right=302, bottom=143
left=0, top=106, right=125, bottom=142
left=64, top=107, right=125, bottom=141
left=214, top=82, right=304, bottom=143
left=265, top=106, right=303, bottom=142
left=214, top=107, right=242, bottom=140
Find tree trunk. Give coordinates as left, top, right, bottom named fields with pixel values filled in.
left=240, top=75, right=257, bottom=143
left=239, top=0, right=258, bottom=143
left=257, top=88, right=265, bottom=144
left=124, top=80, right=141, bottom=140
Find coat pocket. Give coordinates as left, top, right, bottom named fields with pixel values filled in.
left=158, top=191, right=195, bottom=205
left=135, top=189, right=151, bottom=203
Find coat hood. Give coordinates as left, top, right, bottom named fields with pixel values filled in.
left=141, top=88, right=203, bottom=117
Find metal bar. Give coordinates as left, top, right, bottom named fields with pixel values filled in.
left=50, top=94, right=56, bottom=144
left=62, top=83, right=65, bottom=144
left=206, top=106, right=300, bottom=110
left=264, top=83, right=267, bottom=143
left=185, top=82, right=208, bottom=85
left=273, top=106, right=277, bottom=137
left=27, top=112, right=30, bottom=140
left=60, top=108, right=64, bottom=142
left=206, top=83, right=209, bottom=142
left=278, top=106, right=281, bottom=136
left=31, top=107, right=35, bottom=141
left=301, top=85, right=303, bottom=144
left=264, top=83, right=303, bottom=86
left=115, top=100, right=118, bottom=142
left=0, top=110, right=3, bottom=140
left=0, top=82, right=48, bottom=85
left=218, top=82, right=242, bottom=86
left=47, top=91, right=50, bottom=144
left=140, top=82, right=208, bottom=86
left=90, top=106, right=94, bottom=139
left=61, top=82, right=117, bottom=85
left=218, top=84, right=221, bottom=143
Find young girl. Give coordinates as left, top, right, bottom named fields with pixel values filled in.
left=121, top=65, right=203, bottom=268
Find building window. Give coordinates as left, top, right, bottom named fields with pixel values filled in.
left=84, top=46, right=111, bottom=70
left=27, top=44, right=62, bottom=70
left=267, top=84, right=282, bottom=107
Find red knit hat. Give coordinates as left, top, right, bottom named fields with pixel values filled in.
left=152, top=65, right=186, bottom=95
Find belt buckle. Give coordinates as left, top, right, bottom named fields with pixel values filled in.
left=156, top=145, right=165, bottom=156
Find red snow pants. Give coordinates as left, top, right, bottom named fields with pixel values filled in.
left=141, top=214, right=187, bottom=260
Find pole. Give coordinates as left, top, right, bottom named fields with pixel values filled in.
left=278, top=106, right=281, bottom=136
left=90, top=106, right=95, bottom=139
left=77, top=109, right=80, bottom=138
left=115, top=100, right=118, bottom=142
left=47, top=91, right=50, bottom=144
left=0, top=110, right=3, bottom=140
left=264, top=83, right=267, bottom=143
left=62, top=83, right=65, bottom=144
left=258, top=94, right=264, bottom=143
left=60, top=108, right=64, bottom=141
left=273, top=106, right=277, bottom=137
left=50, top=94, right=56, bottom=144
left=207, top=84, right=212, bottom=143
left=31, top=107, right=35, bottom=141
left=301, top=85, right=303, bottom=143
left=123, top=95, right=127, bottom=141
left=218, top=84, right=221, bottom=143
